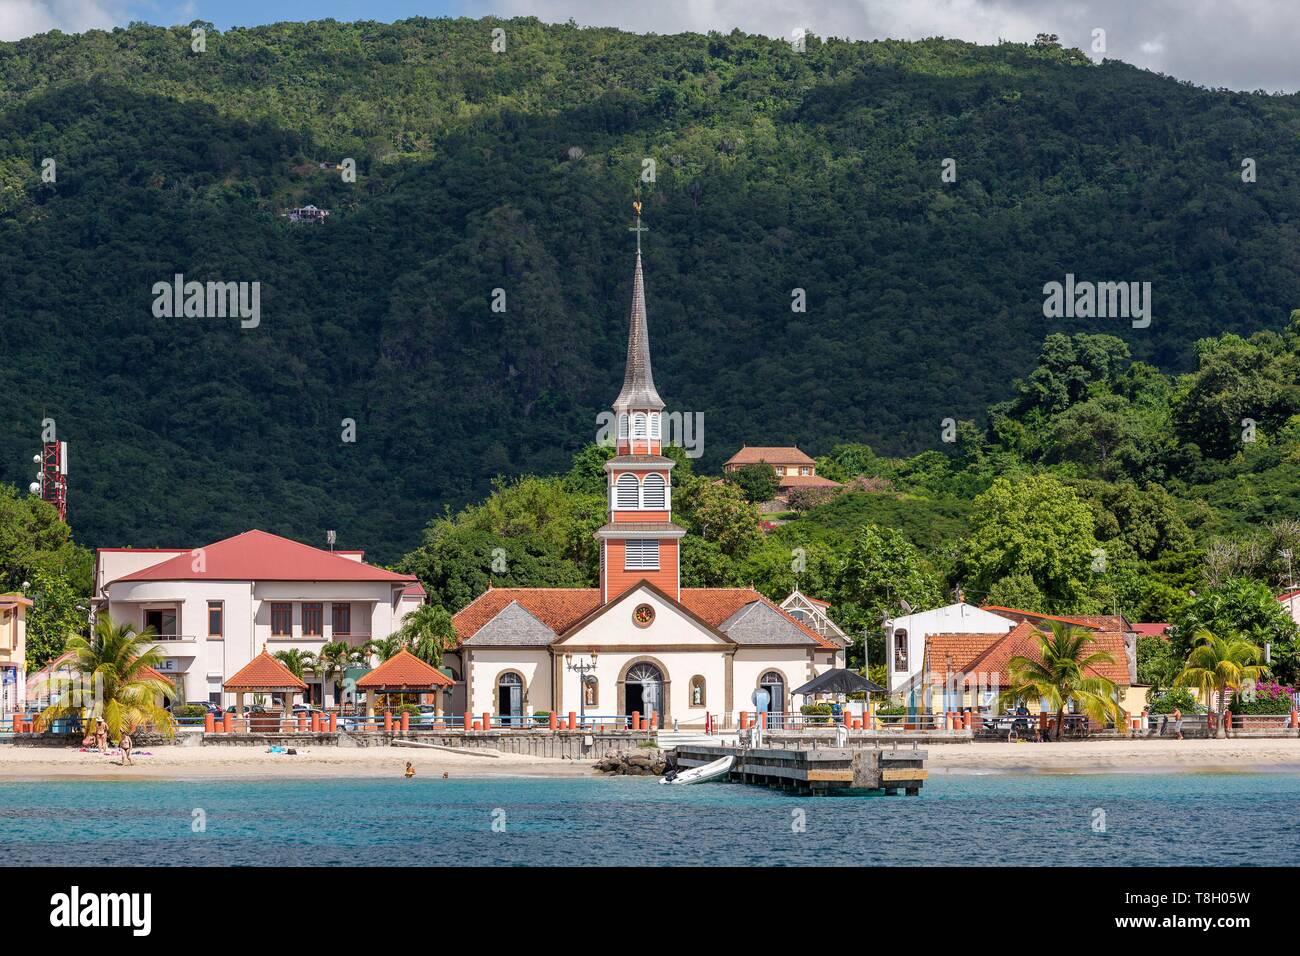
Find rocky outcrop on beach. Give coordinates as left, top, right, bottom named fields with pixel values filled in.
left=594, top=748, right=668, bottom=776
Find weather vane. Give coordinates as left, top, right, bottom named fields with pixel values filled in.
left=629, top=199, right=648, bottom=253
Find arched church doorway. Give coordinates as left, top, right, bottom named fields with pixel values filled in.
left=759, top=671, right=786, bottom=716
left=624, top=662, right=664, bottom=728
left=497, top=672, right=523, bottom=726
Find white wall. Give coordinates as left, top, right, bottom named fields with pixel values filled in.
left=884, top=603, right=1016, bottom=696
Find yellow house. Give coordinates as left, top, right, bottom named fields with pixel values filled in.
left=0, top=594, right=32, bottom=716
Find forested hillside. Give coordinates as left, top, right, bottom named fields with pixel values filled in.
left=2, top=17, right=1300, bottom=560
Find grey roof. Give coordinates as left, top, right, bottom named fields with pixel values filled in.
left=604, top=454, right=675, bottom=470
left=594, top=522, right=686, bottom=539
left=613, top=251, right=664, bottom=412
left=461, top=600, right=557, bottom=647
left=718, top=601, right=817, bottom=645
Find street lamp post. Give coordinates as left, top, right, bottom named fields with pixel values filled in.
left=564, top=651, right=598, bottom=728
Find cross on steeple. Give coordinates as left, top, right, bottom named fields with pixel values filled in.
left=628, top=200, right=649, bottom=253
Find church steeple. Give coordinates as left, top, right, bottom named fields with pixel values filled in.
left=613, top=247, right=664, bottom=414
left=597, top=202, right=684, bottom=604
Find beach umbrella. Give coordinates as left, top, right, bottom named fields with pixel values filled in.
left=792, top=669, right=885, bottom=697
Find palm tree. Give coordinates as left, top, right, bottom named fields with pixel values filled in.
left=397, top=604, right=457, bottom=667
left=999, top=622, right=1125, bottom=740
left=36, top=615, right=176, bottom=740
left=368, top=635, right=405, bottom=663
left=272, top=648, right=316, bottom=681
left=1174, top=629, right=1268, bottom=738
left=313, top=640, right=360, bottom=708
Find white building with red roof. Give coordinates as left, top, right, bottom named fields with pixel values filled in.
left=442, top=227, right=846, bottom=728
left=94, top=530, right=425, bottom=706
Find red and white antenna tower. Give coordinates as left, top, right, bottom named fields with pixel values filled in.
left=30, top=435, right=68, bottom=523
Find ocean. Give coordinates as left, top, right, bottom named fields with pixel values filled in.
left=4, top=771, right=1297, bottom=866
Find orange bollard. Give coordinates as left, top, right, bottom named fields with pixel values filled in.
left=223, top=712, right=233, bottom=733
left=549, top=711, right=558, bottom=731
left=1225, top=709, right=1232, bottom=735
left=464, top=711, right=473, bottom=730
left=472, top=720, right=481, bottom=731
left=705, top=713, right=712, bottom=734
left=329, top=713, right=337, bottom=733
left=482, top=712, right=491, bottom=732
left=298, top=714, right=307, bottom=732
left=1291, top=709, right=1298, bottom=729
left=738, top=711, right=749, bottom=730
left=383, top=711, right=393, bottom=733
left=647, top=710, right=656, bottom=730
left=962, top=712, right=971, bottom=731
left=204, top=713, right=215, bottom=734
left=567, top=711, right=577, bottom=730
left=400, top=712, right=410, bottom=734
left=631, top=710, right=640, bottom=732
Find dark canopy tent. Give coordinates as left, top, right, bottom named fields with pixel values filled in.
left=792, top=669, right=886, bottom=697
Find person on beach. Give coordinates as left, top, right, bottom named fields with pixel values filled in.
left=95, top=718, right=108, bottom=752
left=119, top=732, right=134, bottom=766
left=1171, top=707, right=1184, bottom=740
left=404, top=761, right=415, bottom=779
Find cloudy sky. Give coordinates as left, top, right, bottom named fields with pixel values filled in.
left=3, top=0, right=1298, bottom=93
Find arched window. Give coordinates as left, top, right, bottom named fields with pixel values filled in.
left=632, top=413, right=648, bottom=440
left=642, top=473, right=667, bottom=509
left=690, top=675, right=706, bottom=708
left=649, top=412, right=661, bottom=440
left=759, top=671, right=785, bottom=714
left=617, top=413, right=628, bottom=439
left=893, top=629, right=909, bottom=672
left=615, top=473, right=640, bottom=509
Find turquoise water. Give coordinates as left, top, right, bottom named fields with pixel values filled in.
left=3, top=771, right=1298, bottom=866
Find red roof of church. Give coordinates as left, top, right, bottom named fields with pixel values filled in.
left=110, top=530, right=416, bottom=584
left=356, top=649, right=453, bottom=689
left=452, top=586, right=837, bottom=649
left=224, top=648, right=308, bottom=691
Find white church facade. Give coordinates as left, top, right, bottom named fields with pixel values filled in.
left=443, top=220, right=846, bottom=728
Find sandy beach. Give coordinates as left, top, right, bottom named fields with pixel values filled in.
left=925, top=737, right=1300, bottom=773
left=0, top=744, right=596, bottom=782
left=4, top=738, right=1300, bottom=782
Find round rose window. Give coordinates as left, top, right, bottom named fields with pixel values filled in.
left=633, top=604, right=655, bottom=628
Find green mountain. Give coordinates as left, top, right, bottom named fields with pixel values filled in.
left=3, top=17, right=1299, bottom=562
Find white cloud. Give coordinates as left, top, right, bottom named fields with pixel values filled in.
left=0, top=0, right=119, bottom=40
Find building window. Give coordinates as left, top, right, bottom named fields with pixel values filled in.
left=625, top=539, right=660, bottom=571
left=690, top=675, right=706, bottom=707
left=615, top=473, right=640, bottom=509
left=649, top=413, right=661, bottom=440
left=302, top=603, right=323, bottom=636
left=893, top=629, right=909, bottom=671
left=271, top=603, right=293, bottom=636
left=800, top=466, right=811, bottom=476
left=332, top=603, right=351, bottom=636
left=618, top=413, right=628, bottom=439
left=207, top=601, right=223, bottom=637
left=773, top=466, right=785, bottom=476
left=632, top=413, right=648, bottom=440
left=642, top=473, right=667, bottom=509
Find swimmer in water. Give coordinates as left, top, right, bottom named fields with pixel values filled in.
left=404, top=761, right=415, bottom=779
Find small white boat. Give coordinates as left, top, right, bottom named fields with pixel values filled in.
left=660, top=754, right=734, bottom=785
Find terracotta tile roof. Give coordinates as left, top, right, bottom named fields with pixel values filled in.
left=224, top=648, right=308, bottom=691
left=777, top=475, right=841, bottom=488
left=356, top=648, right=453, bottom=689
left=725, top=446, right=816, bottom=467
left=1279, top=590, right=1300, bottom=603
left=1132, top=623, right=1170, bottom=638
left=110, top=530, right=417, bottom=584
left=452, top=587, right=838, bottom=649
left=0, top=593, right=33, bottom=607
left=925, top=621, right=1129, bottom=686
left=981, top=606, right=1124, bottom=631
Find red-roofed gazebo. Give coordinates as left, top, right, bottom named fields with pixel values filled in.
left=355, top=649, right=453, bottom=717
left=223, top=647, right=309, bottom=727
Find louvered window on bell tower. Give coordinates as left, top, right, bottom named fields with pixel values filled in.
left=615, top=473, right=640, bottom=509
left=642, top=473, right=666, bottom=509
left=625, top=539, right=660, bottom=570
left=632, top=413, right=648, bottom=440
left=649, top=413, right=661, bottom=440
left=618, top=414, right=628, bottom=439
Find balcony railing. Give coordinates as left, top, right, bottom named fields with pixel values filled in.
left=149, top=634, right=197, bottom=643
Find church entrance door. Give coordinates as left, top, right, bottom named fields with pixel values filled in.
left=624, top=662, right=664, bottom=728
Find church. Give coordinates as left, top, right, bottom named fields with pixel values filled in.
left=443, top=214, right=847, bottom=729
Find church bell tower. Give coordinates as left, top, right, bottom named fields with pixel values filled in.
left=597, top=203, right=684, bottom=603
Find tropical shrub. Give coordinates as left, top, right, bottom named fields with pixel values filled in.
left=1145, top=688, right=1200, bottom=714
left=1230, top=681, right=1297, bottom=715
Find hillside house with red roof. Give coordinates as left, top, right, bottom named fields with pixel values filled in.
left=93, top=530, right=425, bottom=707
left=441, top=227, right=846, bottom=728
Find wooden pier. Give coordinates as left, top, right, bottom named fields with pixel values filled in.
left=673, top=743, right=928, bottom=796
